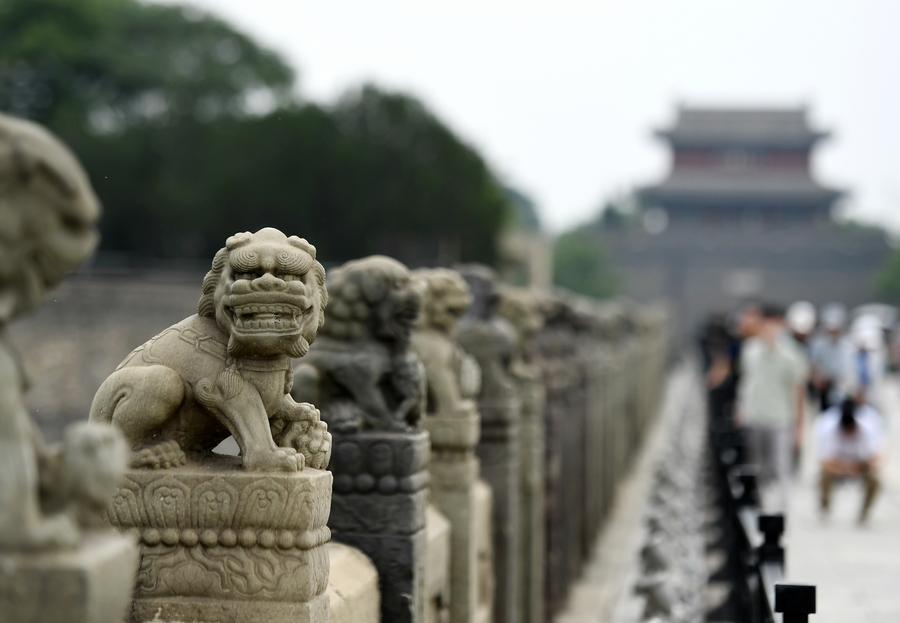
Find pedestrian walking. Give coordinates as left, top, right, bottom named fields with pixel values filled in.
left=737, top=303, right=808, bottom=511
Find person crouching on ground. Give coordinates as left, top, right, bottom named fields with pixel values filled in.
left=817, top=397, right=883, bottom=524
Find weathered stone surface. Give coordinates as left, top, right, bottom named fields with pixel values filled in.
left=296, top=256, right=430, bottom=623
left=326, top=430, right=430, bottom=622
left=0, top=113, right=137, bottom=622
left=457, top=265, right=521, bottom=623
left=412, top=267, right=494, bottom=623
left=425, top=504, right=451, bottom=623
left=472, top=479, right=495, bottom=623
left=327, top=543, right=380, bottom=623
left=0, top=531, right=139, bottom=623
left=106, top=455, right=333, bottom=622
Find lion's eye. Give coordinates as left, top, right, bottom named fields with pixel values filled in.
left=281, top=274, right=298, bottom=282
left=234, top=272, right=260, bottom=281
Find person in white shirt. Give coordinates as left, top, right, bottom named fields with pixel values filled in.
left=817, top=397, right=883, bottom=523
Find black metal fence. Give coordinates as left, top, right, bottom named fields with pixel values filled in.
left=710, top=428, right=817, bottom=623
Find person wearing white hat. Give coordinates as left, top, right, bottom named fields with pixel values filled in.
left=787, top=301, right=817, bottom=344
left=810, top=303, right=853, bottom=411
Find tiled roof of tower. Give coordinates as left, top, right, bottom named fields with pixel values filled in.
left=638, top=170, right=843, bottom=205
left=656, top=106, right=829, bottom=147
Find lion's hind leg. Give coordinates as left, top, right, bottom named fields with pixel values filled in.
left=89, top=365, right=187, bottom=468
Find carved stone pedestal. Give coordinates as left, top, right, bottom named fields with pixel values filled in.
left=329, top=431, right=430, bottom=623
left=106, top=456, right=333, bottom=623
left=0, top=532, right=138, bottom=623
left=427, top=407, right=494, bottom=623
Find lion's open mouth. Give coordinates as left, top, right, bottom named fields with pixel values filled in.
left=231, top=304, right=302, bottom=333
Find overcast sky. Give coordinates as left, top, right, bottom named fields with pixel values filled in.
left=183, top=0, right=900, bottom=233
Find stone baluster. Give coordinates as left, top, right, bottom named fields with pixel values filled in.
left=559, top=299, right=589, bottom=581
left=294, top=256, right=436, bottom=623
left=412, top=268, right=494, bottom=623
left=92, top=228, right=334, bottom=622
left=595, top=304, right=626, bottom=524
left=571, top=300, right=608, bottom=553
left=456, top=265, right=522, bottom=623
left=498, top=286, right=547, bottom=623
left=535, top=294, right=580, bottom=618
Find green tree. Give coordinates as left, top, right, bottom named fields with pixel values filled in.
left=1, top=1, right=510, bottom=266
left=329, top=84, right=509, bottom=264
left=503, top=186, right=541, bottom=232
left=876, top=246, right=900, bottom=303
left=553, top=229, right=618, bottom=299
left=0, top=0, right=294, bottom=134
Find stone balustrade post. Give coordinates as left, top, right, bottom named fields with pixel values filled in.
left=91, top=228, right=334, bottom=623
left=457, top=265, right=522, bottom=623
left=294, top=256, right=436, bottom=623
left=498, top=286, right=547, bottom=623
left=0, top=113, right=138, bottom=623
left=413, top=268, right=494, bottom=623
left=535, top=295, right=581, bottom=618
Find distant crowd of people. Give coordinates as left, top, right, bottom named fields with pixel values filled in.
left=700, top=301, right=887, bottom=524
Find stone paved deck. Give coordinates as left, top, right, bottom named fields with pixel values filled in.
left=554, top=363, right=698, bottom=622
left=788, top=377, right=900, bottom=622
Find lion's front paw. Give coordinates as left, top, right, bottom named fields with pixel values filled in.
left=302, top=420, right=332, bottom=470
left=243, top=448, right=304, bottom=472
left=272, top=418, right=331, bottom=470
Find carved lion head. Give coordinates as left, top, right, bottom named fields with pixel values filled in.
left=59, top=422, right=129, bottom=513
left=415, top=268, right=472, bottom=336
left=498, top=286, right=544, bottom=342
left=198, top=227, right=328, bottom=358
left=322, top=255, right=422, bottom=345
left=0, top=114, right=100, bottom=322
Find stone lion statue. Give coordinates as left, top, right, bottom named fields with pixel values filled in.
left=411, top=268, right=481, bottom=415
left=293, top=255, right=425, bottom=433
left=498, top=285, right=545, bottom=381
left=498, top=286, right=543, bottom=348
left=0, top=113, right=128, bottom=549
left=456, top=265, right=518, bottom=401
left=90, top=227, right=332, bottom=472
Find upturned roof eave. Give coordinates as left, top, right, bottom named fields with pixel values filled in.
left=652, top=129, right=830, bottom=148
left=636, top=182, right=845, bottom=206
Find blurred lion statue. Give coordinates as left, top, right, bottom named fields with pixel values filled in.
left=293, top=255, right=425, bottom=433
left=0, top=113, right=128, bottom=549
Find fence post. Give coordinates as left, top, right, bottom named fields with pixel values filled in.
left=775, top=584, right=816, bottom=623
left=757, top=514, right=785, bottom=566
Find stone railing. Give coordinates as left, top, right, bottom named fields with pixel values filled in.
left=3, top=114, right=674, bottom=623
